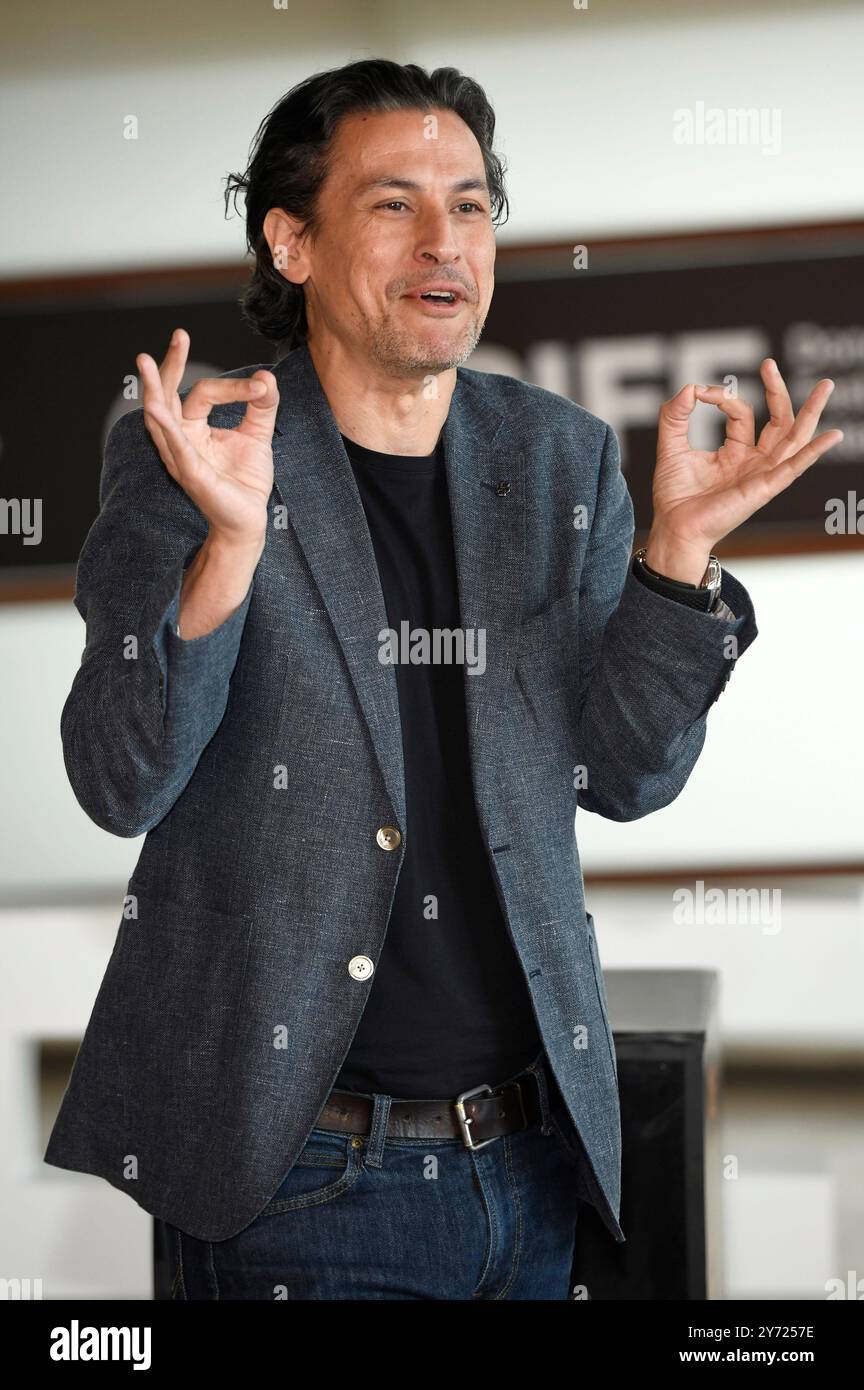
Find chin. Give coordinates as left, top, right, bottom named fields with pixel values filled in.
left=411, top=330, right=478, bottom=368
left=367, top=318, right=480, bottom=375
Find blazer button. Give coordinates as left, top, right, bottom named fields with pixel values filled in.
left=348, top=955, right=374, bottom=981
left=376, top=825, right=402, bottom=851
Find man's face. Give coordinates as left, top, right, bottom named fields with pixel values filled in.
left=289, top=107, right=496, bottom=376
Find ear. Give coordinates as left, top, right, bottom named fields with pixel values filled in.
left=263, top=208, right=311, bottom=287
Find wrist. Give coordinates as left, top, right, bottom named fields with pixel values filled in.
left=642, top=529, right=711, bottom=586
left=177, top=531, right=262, bottom=640
left=205, top=526, right=267, bottom=564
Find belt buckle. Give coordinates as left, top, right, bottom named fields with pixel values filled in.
left=455, top=1084, right=494, bottom=1150
left=455, top=1081, right=527, bottom=1150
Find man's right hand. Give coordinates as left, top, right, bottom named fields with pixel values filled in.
left=136, top=328, right=278, bottom=547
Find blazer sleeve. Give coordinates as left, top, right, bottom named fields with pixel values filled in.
left=60, top=408, right=255, bottom=837
left=574, top=422, right=758, bottom=821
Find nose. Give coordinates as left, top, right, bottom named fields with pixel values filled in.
left=414, top=210, right=460, bottom=268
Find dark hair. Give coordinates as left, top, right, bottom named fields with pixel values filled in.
left=223, top=58, right=509, bottom=354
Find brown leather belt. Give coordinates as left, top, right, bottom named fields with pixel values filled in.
left=315, top=1057, right=560, bottom=1151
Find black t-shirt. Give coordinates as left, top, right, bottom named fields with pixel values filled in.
left=333, top=431, right=543, bottom=1100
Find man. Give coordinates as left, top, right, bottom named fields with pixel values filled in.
left=45, top=58, right=840, bottom=1300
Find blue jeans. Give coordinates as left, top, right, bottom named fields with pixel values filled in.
left=160, top=1053, right=590, bottom=1300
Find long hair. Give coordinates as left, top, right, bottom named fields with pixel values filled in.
left=224, top=58, right=509, bottom=354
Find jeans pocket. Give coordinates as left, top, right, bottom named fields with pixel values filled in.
left=260, top=1128, right=367, bottom=1215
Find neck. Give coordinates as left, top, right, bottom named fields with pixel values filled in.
left=306, top=335, right=456, bottom=456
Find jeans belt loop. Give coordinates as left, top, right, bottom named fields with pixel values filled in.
left=365, top=1093, right=391, bottom=1168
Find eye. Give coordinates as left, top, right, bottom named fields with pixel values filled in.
left=377, top=200, right=487, bottom=214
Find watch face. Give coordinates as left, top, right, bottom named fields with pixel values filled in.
left=711, top=558, right=722, bottom=588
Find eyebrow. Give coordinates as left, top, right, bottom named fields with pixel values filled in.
left=355, top=175, right=490, bottom=199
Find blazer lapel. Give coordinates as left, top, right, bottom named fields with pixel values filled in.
left=438, top=375, right=527, bottom=834
left=269, top=343, right=527, bottom=838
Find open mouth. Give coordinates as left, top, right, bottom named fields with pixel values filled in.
left=406, top=289, right=465, bottom=313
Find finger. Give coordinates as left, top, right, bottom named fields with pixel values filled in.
left=158, top=328, right=190, bottom=405
left=693, top=385, right=755, bottom=447
left=180, top=376, right=270, bottom=425
left=137, top=351, right=172, bottom=462
left=757, top=357, right=795, bottom=452
left=141, top=395, right=181, bottom=478
left=137, top=350, right=166, bottom=408
left=657, top=381, right=701, bottom=452
left=143, top=395, right=209, bottom=488
left=236, top=370, right=279, bottom=444
left=745, top=429, right=845, bottom=511
left=776, top=378, right=835, bottom=459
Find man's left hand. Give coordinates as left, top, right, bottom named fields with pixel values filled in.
left=643, top=357, right=844, bottom=583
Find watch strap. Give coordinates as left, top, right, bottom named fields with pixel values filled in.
left=631, top=549, right=719, bottom=612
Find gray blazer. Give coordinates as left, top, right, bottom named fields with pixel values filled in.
left=44, top=342, right=758, bottom=1244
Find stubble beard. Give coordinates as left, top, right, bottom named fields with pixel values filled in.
left=362, top=301, right=486, bottom=377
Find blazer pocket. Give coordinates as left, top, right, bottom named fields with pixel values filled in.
left=109, top=887, right=255, bottom=1127
left=517, top=587, right=581, bottom=657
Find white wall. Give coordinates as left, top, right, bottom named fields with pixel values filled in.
left=3, top=904, right=153, bottom=1299
left=575, top=550, right=863, bottom=871
left=1, top=1, right=862, bottom=271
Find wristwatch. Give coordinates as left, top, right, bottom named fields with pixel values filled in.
left=632, top=546, right=722, bottom=612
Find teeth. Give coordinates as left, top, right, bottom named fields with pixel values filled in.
left=421, top=291, right=455, bottom=300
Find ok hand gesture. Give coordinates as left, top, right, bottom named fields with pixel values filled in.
left=647, top=358, right=843, bottom=577
left=137, top=328, right=278, bottom=546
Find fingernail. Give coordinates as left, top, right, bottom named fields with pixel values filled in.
left=250, top=381, right=266, bottom=393
left=825, top=379, right=835, bottom=393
